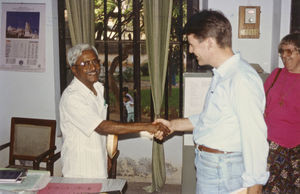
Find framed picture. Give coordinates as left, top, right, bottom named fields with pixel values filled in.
left=0, top=3, right=45, bottom=72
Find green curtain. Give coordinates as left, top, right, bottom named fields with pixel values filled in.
left=66, top=0, right=95, bottom=46
left=143, top=0, right=173, bottom=192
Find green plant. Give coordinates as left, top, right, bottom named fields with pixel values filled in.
left=140, top=63, right=149, bottom=76
left=142, top=106, right=151, bottom=117
left=140, top=87, right=179, bottom=118
left=123, top=67, right=133, bottom=82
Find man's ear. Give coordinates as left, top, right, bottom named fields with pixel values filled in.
left=70, top=65, right=78, bottom=76
left=206, top=37, right=216, bottom=50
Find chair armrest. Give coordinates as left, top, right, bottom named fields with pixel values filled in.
left=107, top=150, right=120, bottom=179
left=33, top=146, right=57, bottom=168
left=46, top=151, right=61, bottom=176
left=110, top=149, right=120, bottom=161
left=0, top=142, right=10, bottom=151
left=48, top=151, right=61, bottom=164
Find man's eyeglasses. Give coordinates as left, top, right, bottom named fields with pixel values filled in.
left=74, top=59, right=100, bottom=68
left=278, top=48, right=299, bottom=57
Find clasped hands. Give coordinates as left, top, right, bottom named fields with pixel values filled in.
left=150, top=119, right=173, bottom=141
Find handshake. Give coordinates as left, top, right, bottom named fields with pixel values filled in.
left=147, top=119, right=174, bottom=141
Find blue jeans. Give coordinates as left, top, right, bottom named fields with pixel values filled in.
left=195, top=148, right=244, bottom=194
left=127, top=113, right=134, bottom=122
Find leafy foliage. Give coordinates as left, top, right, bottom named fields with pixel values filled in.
left=123, top=67, right=133, bottom=82
left=93, top=0, right=185, bottom=119
left=94, top=0, right=144, bottom=40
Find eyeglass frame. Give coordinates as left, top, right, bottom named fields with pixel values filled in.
left=278, top=47, right=299, bottom=57
left=73, top=58, right=100, bottom=68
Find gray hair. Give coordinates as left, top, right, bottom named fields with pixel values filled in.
left=67, top=44, right=99, bottom=66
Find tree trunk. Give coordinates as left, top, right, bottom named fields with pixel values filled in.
left=108, top=46, right=130, bottom=113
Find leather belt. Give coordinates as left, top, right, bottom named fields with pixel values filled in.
left=198, top=145, right=232, bottom=154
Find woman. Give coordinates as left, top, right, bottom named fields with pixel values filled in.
left=263, top=33, right=300, bottom=193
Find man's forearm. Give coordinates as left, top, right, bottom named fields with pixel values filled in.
left=95, top=120, right=154, bottom=134
left=95, top=120, right=169, bottom=135
left=170, top=118, right=194, bottom=132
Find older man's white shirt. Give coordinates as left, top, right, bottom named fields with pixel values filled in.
left=59, top=77, right=108, bottom=178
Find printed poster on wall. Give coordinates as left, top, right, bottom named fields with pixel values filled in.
left=183, top=73, right=212, bottom=146
left=0, top=3, right=45, bottom=72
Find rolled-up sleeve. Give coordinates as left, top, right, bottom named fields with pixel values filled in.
left=233, top=75, right=269, bottom=187
left=188, top=114, right=200, bottom=128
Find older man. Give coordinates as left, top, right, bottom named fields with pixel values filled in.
left=59, top=44, right=169, bottom=178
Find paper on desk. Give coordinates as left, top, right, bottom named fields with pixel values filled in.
left=100, top=179, right=126, bottom=192
left=37, top=182, right=102, bottom=194
left=27, top=172, right=52, bottom=191
left=50, top=177, right=126, bottom=193
left=0, top=171, right=51, bottom=192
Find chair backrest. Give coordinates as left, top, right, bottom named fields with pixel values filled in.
left=9, top=117, right=56, bottom=164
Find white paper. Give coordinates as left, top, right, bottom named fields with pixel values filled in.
left=0, top=170, right=51, bottom=192
left=183, top=75, right=212, bottom=146
left=50, top=177, right=126, bottom=192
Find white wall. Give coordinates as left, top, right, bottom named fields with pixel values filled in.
left=206, top=0, right=291, bottom=73
left=278, top=0, right=292, bottom=68
left=0, top=0, right=60, bottom=168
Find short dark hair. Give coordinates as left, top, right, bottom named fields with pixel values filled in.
left=124, top=95, right=130, bottom=100
left=183, top=9, right=232, bottom=48
left=278, top=32, right=300, bottom=52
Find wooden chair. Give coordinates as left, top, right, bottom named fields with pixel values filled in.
left=0, top=117, right=60, bottom=176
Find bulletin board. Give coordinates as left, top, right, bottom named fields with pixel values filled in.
left=183, top=72, right=212, bottom=145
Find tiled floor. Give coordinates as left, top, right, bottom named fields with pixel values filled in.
left=124, top=182, right=181, bottom=194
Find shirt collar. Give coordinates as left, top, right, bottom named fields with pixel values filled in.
left=212, top=53, right=240, bottom=78
left=73, top=77, right=97, bottom=96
